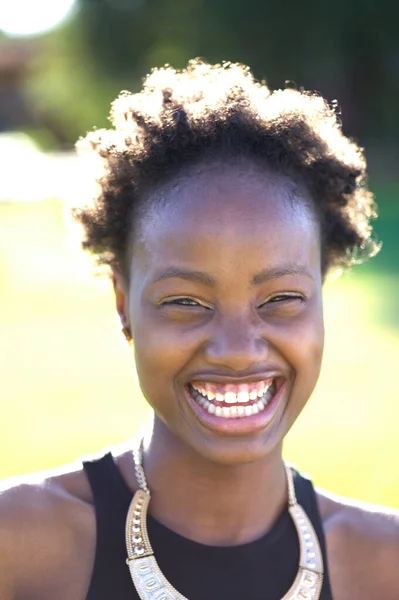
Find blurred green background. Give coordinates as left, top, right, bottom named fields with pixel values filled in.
left=0, top=0, right=398, bottom=507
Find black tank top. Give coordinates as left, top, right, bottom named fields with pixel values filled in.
left=83, top=453, right=333, bottom=600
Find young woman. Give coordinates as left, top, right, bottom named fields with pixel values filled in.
left=1, top=60, right=398, bottom=600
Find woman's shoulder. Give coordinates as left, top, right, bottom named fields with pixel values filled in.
left=0, top=460, right=97, bottom=600
left=317, top=487, right=399, bottom=600
left=0, top=444, right=137, bottom=600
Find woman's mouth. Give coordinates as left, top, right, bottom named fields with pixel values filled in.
left=188, top=379, right=275, bottom=418
left=185, top=377, right=285, bottom=435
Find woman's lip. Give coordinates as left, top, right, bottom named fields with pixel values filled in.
left=184, top=379, right=286, bottom=436
left=186, top=373, right=281, bottom=385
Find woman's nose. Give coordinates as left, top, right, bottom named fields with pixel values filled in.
left=205, top=318, right=269, bottom=373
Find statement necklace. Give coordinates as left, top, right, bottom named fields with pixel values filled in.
left=126, top=439, right=324, bottom=600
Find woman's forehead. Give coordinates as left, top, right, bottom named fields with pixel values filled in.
left=131, top=167, right=321, bottom=283
left=142, top=164, right=314, bottom=235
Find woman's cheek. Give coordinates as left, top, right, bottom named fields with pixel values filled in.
left=131, top=320, right=197, bottom=411
left=136, top=319, right=200, bottom=368
left=286, top=312, right=325, bottom=410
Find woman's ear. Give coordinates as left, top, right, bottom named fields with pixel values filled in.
left=112, top=269, right=133, bottom=344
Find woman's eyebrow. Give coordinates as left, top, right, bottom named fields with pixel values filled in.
left=251, top=265, right=314, bottom=284
left=151, top=268, right=216, bottom=286
left=151, top=264, right=314, bottom=286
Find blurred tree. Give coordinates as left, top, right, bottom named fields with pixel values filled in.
left=25, top=0, right=399, bottom=153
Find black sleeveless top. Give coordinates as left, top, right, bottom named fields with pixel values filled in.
left=83, top=453, right=333, bottom=599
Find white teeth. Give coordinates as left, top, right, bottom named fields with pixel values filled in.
left=195, top=388, right=269, bottom=404
left=198, top=398, right=268, bottom=419
left=191, top=380, right=275, bottom=417
left=224, top=391, right=237, bottom=404
left=194, top=386, right=208, bottom=398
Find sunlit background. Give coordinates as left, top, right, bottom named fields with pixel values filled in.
left=0, top=0, right=398, bottom=507
left=0, top=0, right=76, bottom=37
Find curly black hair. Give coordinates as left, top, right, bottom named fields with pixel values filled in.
left=72, top=59, right=380, bottom=278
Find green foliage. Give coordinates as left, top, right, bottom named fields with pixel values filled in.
left=25, top=0, right=399, bottom=148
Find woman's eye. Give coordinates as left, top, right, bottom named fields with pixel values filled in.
left=260, top=294, right=304, bottom=307
left=162, top=298, right=206, bottom=308
left=270, top=294, right=301, bottom=303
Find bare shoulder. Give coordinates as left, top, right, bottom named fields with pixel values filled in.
left=0, top=461, right=96, bottom=600
left=317, top=487, right=399, bottom=600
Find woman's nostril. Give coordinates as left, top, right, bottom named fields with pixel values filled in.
left=206, top=333, right=269, bottom=369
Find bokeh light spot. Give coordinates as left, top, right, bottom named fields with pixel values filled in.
left=0, top=0, right=76, bottom=37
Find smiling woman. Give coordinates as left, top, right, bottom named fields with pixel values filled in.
left=117, top=166, right=324, bottom=467
left=0, top=59, right=398, bottom=600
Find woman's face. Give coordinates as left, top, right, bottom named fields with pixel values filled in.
left=122, top=163, right=324, bottom=464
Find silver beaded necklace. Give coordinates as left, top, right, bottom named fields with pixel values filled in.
left=125, top=438, right=324, bottom=600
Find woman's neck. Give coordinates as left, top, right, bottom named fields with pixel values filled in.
left=136, top=422, right=288, bottom=546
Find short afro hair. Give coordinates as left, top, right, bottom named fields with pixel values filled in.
left=72, top=59, right=380, bottom=277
